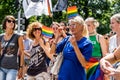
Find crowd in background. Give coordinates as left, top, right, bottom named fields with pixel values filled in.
left=0, top=13, right=120, bottom=80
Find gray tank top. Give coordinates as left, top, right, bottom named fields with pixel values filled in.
left=0, top=33, right=20, bottom=70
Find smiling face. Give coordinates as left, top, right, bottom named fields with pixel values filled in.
left=27, top=22, right=43, bottom=40
left=32, top=26, right=42, bottom=38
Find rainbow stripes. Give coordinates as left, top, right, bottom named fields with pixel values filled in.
left=42, top=25, right=53, bottom=38
left=87, top=62, right=104, bottom=80
left=67, top=6, right=78, bottom=19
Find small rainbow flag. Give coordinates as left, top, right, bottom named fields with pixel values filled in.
left=42, top=25, right=53, bottom=38
left=67, top=6, right=78, bottom=19
left=87, top=61, right=104, bottom=80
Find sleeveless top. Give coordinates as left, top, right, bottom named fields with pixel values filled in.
left=27, top=44, right=47, bottom=76
left=89, top=35, right=102, bottom=58
left=0, top=33, right=20, bottom=70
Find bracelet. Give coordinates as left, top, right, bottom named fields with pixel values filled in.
left=19, top=66, right=23, bottom=68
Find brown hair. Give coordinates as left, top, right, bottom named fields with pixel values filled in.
left=50, top=22, right=60, bottom=28
left=26, top=21, right=42, bottom=40
left=2, top=15, right=16, bottom=30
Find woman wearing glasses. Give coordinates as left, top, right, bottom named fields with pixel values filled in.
left=0, top=15, right=24, bottom=80
left=50, top=16, right=93, bottom=80
left=25, top=21, right=52, bottom=80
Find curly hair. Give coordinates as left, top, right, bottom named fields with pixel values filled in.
left=26, top=21, right=42, bottom=40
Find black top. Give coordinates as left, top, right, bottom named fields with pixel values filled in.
left=27, top=44, right=47, bottom=76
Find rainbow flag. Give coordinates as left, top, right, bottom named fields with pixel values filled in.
left=42, top=25, right=53, bottom=38
left=87, top=62, right=104, bottom=80
left=67, top=6, right=78, bottom=19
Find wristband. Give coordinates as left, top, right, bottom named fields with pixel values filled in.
left=19, top=66, right=23, bottom=68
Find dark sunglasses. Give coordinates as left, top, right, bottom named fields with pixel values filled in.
left=7, top=20, right=15, bottom=23
left=32, top=28, right=41, bottom=31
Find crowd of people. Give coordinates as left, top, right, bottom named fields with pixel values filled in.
left=0, top=13, right=120, bottom=80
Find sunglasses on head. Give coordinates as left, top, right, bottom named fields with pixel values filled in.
left=32, top=28, right=41, bottom=31
left=7, top=20, right=15, bottom=23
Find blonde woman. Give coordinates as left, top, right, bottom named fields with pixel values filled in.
left=85, top=17, right=108, bottom=80
left=50, top=16, right=92, bottom=80
left=108, top=13, right=120, bottom=80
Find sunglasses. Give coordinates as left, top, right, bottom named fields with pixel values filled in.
left=7, top=20, right=15, bottom=23
left=32, top=28, right=41, bottom=32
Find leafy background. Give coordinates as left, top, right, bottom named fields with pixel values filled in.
left=0, top=0, right=120, bottom=34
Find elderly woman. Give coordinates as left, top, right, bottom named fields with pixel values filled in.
left=0, top=15, right=24, bottom=80
left=50, top=16, right=93, bottom=80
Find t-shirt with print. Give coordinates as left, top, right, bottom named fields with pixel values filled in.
left=27, top=44, right=47, bottom=76
left=0, top=33, right=20, bottom=70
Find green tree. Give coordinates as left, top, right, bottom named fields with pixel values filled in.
left=0, top=0, right=18, bottom=33
left=0, top=0, right=120, bottom=34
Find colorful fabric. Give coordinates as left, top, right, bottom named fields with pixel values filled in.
left=87, top=62, right=104, bottom=80
left=42, top=25, right=53, bottom=38
left=86, top=34, right=104, bottom=80
left=67, top=6, right=78, bottom=19
left=56, top=37, right=93, bottom=80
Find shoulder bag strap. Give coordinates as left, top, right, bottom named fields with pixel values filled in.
left=1, top=34, right=16, bottom=56
left=0, top=34, right=16, bottom=65
left=4, top=34, right=16, bottom=52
